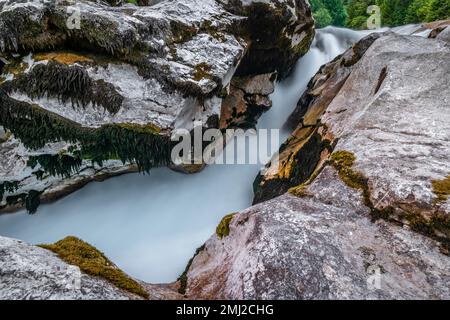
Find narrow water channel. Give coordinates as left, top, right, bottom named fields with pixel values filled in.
left=0, top=28, right=372, bottom=283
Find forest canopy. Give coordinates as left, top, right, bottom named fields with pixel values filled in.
left=311, top=0, right=450, bottom=29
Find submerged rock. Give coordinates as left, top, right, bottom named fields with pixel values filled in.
left=0, top=0, right=314, bottom=213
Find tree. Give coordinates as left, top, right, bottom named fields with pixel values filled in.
left=346, top=0, right=374, bottom=29
left=404, top=0, right=430, bottom=23
left=323, top=0, right=348, bottom=25
left=314, top=7, right=334, bottom=27
left=425, top=0, right=450, bottom=21
left=310, top=0, right=347, bottom=27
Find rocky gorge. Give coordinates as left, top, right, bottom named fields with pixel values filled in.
left=0, top=0, right=314, bottom=213
left=1, top=0, right=450, bottom=300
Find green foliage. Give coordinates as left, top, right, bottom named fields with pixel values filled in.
left=405, top=0, right=430, bottom=23
left=345, top=0, right=375, bottom=29
left=311, top=0, right=348, bottom=27
left=0, top=181, right=19, bottom=200
left=345, top=0, right=449, bottom=29
left=216, top=213, right=236, bottom=239
left=314, top=8, right=334, bottom=28
left=28, top=154, right=83, bottom=179
left=425, top=0, right=450, bottom=22
left=0, top=92, right=171, bottom=173
left=39, top=236, right=149, bottom=299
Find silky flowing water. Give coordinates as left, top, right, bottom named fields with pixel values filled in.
left=0, top=28, right=375, bottom=283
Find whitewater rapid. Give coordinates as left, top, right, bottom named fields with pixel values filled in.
left=0, top=27, right=373, bottom=283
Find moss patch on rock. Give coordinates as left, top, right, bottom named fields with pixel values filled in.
left=2, top=61, right=123, bottom=114
left=3, top=190, right=43, bottom=214
left=177, top=244, right=206, bottom=295
left=432, top=175, right=450, bottom=204
left=330, top=151, right=368, bottom=193
left=330, top=150, right=391, bottom=220
left=0, top=94, right=171, bottom=173
left=288, top=185, right=312, bottom=198
left=0, top=181, right=19, bottom=201
left=216, top=213, right=236, bottom=239
left=0, top=130, right=11, bottom=144
left=39, top=236, right=149, bottom=299
left=330, top=150, right=450, bottom=253
left=28, top=154, right=83, bottom=179
left=193, top=62, right=212, bottom=81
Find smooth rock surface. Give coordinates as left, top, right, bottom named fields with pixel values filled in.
left=0, top=236, right=137, bottom=300
left=185, top=32, right=450, bottom=300
left=255, top=32, right=450, bottom=226
left=186, top=167, right=450, bottom=300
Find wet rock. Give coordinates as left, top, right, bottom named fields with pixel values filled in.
left=222, top=0, right=315, bottom=77
left=254, top=32, right=450, bottom=246
left=254, top=32, right=386, bottom=204
left=0, top=235, right=183, bottom=300
left=436, top=26, right=450, bottom=42
left=220, top=73, right=276, bottom=128
left=0, top=0, right=314, bottom=213
left=186, top=167, right=450, bottom=299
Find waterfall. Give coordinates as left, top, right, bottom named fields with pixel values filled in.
left=0, top=28, right=376, bottom=283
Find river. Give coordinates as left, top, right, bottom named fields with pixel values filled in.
left=0, top=27, right=379, bottom=283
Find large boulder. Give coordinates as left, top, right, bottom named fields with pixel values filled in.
left=0, top=0, right=314, bottom=213
left=0, top=236, right=137, bottom=299
left=184, top=32, right=450, bottom=299
left=186, top=169, right=450, bottom=299
left=254, top=32, right=450, bottom=241
left=0, top=235, right=183, bottom=300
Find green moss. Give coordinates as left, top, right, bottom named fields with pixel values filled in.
left=288, top=185, right=312, bottom=198
left=170, top=21, right=197, bottom=44
left=4, top=189, right=42, bottom=214
left=39, top=236, right=149, bottom=299
left=432, top=175, right=450, bottom=204
left=28, top=154, right=83, bottom=179
left=25, top=190, right=42, bottom=214
left=0, top=180, right=19, bottom=200
left=2, top=61, right=123, bottom=114
left=177, top=244, right=205, bottom=295
left=330, top=151, right=368, bottom=197
left=0, top=131, right=11, bottom=144
left=193, top=63, right=212, bottom=81
left=330, top=150, right=450, bottom=254
left=115, top=122, right=161, bottom=135
left=216, top=213, right=236, bottom=239
left=330, top=150, right=390, bottom=220
left=0, top=94, right=171, bottom=173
